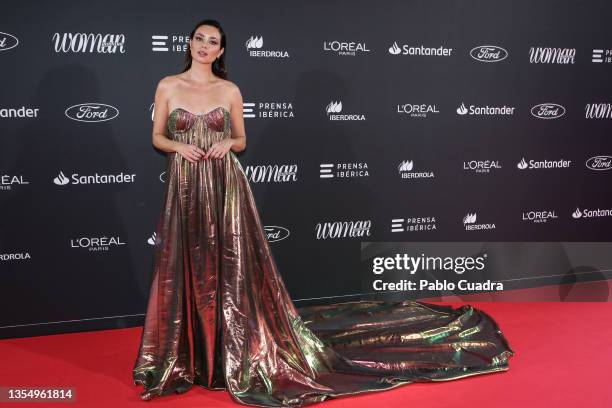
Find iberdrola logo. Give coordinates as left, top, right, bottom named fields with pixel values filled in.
left=388, top=41, right=401, bottom=55
left=463, top=212, right=496, bottom=231
left=245, top=35, right=263, bottom=50
left=326, top=101, right=342, bottom=114
left=517, top=158, right=528, bottom=169
left=463, top=213, right=477, bottom=224
left=572, top=208, right=582, bottom=219
left=456, top=103, right=468, bottom=115
left=398, top=160, right=414, bottom=172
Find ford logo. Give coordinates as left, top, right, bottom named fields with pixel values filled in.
left=65, top=103, right=119, bottom=122
left=264, top=226, right=290, bottom=242
left=586, top=155, right=612, bottom=171
left=0, top=32, right=19, bottom=52
left=470, top=45, right=508, bottom=62
left=530, top=103, right=566, bottom=119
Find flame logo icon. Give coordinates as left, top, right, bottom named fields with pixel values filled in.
left=572, top=208, right=582, bottom=219
left=53, top=171, right=70, bottom=185
left=245, top=36, right=263, bottom=49
left=517, top=158, right=528, bottom=170
left=150, top=102, right=155, bottom=121
left=147, top=232, right=157, bottom=245
left=456, top=103, right=468, bottom=115
left=326, top=101, right=342, bottom=114
left=398, top=160, right=414, bottom=172
left=463, top=213, right=477, bottom=224
left=388, top=41, right=401, bottom=55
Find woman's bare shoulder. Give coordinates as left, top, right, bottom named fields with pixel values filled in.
left=158, top=74, right=183, bottom=88
left=219, top=78, right=240, bottom=93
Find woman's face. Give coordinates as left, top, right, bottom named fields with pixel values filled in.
left=190, top=25, right=224, bottom=64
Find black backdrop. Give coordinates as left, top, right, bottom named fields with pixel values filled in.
left=1, top=0, right=611, bottom=339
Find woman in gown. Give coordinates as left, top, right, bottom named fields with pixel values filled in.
left=133, top=19, right=515, bottom=407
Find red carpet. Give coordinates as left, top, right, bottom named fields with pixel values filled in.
left=1, top=302, right=610, bottom=407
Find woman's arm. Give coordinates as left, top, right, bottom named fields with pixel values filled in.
left=151, top=77, right=205, bottom=163
left=151, top=77, right=181, bottom=153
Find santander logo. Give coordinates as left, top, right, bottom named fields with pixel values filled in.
left=53, top=171, right=70, bottom=185
left=389, top=42, right=401, bottom=55
left=147, top=232, right=157, bottom=245
left=456, top=103, right=468, bottom=115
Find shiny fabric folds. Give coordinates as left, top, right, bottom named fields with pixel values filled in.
left=133, top=106, right=515, bottom=407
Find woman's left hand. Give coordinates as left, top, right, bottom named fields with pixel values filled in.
left=203, top=139, right=234, bottom=160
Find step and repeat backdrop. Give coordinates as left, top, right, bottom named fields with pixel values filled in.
left=1, top=0, right=611, bottom=338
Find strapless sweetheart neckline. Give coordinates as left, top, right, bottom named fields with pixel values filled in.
left=170, top=106, right=230, bottom=117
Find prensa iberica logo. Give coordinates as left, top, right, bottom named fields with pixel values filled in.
left=320, top=162, right=369, bottom=179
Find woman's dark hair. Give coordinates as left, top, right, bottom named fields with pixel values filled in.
left=181, top=19, right=228, bottom=79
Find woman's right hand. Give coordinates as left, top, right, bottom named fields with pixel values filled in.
left=175, top=142, right=206, bottom=163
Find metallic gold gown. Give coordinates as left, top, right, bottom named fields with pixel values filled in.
left=132, top=106, right=515, bottom=407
